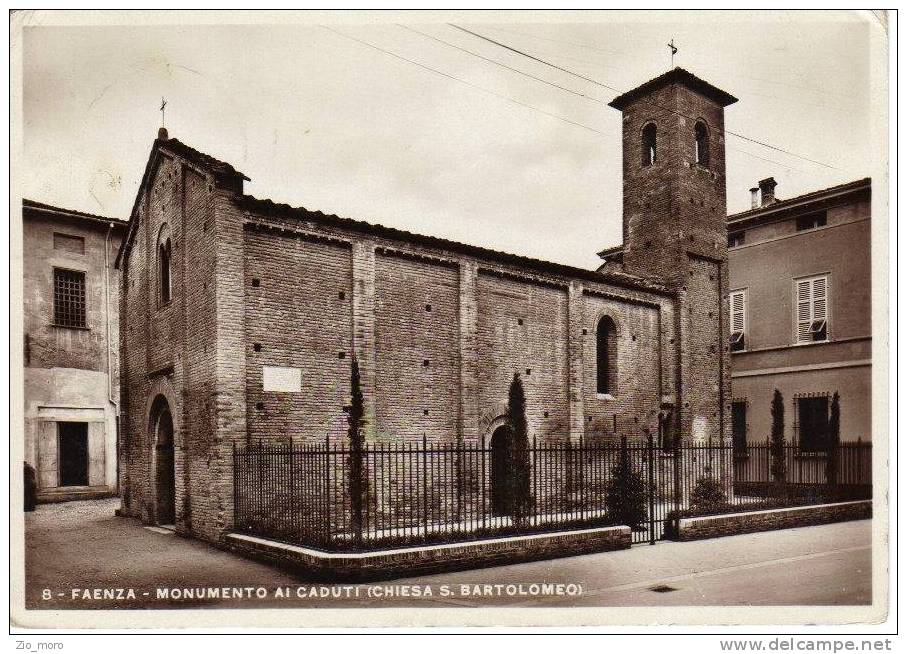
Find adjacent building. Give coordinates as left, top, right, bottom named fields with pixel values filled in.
left=23, top=200, right=126, bottom=502
left=116, top=67, right=735, bottom=538
left=725, top=177, right=871, bottom=449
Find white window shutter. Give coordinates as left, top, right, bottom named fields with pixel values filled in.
left=730, top=291, right=745, bottom=333
left=796, top=280, right=812, bottom=342
left=812, top=277, right=827, bottom=320
left=795, top=276, right=829, bottom=343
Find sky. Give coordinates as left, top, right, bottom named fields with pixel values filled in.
left=20, top=11, right=883, bottom=270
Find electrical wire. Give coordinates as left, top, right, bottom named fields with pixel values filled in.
left=449, top=24, right=838, bottom=170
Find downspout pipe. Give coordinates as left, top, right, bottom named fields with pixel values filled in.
left=104, top=222, right=119, bottom=494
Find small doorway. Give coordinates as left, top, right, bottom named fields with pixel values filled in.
left=152, top=397, right=176, bottom=525
left=58, top=422, right=89, bottom=487
left=490, top=425, right=514, bottom=517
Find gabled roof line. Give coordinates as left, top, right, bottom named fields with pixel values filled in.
left=23, top=198, right=126, bottom=227
left=727, top=177, right=871, bottom=224
left=115, top=137, right=249, bottom=268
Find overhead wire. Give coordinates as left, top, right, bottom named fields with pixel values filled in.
left=449, top=24, right=838, bottom=170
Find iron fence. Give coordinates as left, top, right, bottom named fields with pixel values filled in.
left=233, top=437, right=872, bottom=550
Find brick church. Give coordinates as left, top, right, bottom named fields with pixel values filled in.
left=116, top=68, right=736, bottom=542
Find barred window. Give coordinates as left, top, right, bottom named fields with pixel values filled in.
left=53, top=268, right=86, bottom=328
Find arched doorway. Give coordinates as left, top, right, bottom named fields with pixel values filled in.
left=151, top=395, right=175, bottom=526
left=490, top=425, right=514, bottom=517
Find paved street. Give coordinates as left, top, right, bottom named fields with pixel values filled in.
left=24, top=498, right=871, bottom=610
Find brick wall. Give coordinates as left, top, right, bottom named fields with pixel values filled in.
left=476, top=273, right=569, bottom=444
left=374, top=252, right=460, bottom=442
left=244, top=229, right=353, bottom=444
left=676, top=500, right=872, bottom=541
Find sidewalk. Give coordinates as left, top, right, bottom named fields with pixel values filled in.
left=23, top=498, right=871, bottom=609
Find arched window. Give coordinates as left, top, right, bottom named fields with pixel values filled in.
left=596, top=315, right=618, bottom=395
left=694, top=120, right=710, bottom=168
left=157, top=224, right=172, bottom=305
left=642, top=123, right=657, bottom=166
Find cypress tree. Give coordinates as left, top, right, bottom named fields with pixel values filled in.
left=347, top=355, right=366, bottom=540
left=507, top=372, right=532, bottom=524
left=826, top=392, right=840, bottom=485
left=770, top=389, right=786, bottom=482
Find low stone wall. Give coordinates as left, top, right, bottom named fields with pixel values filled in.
left=225, top=525, right=631, bottom=581
left=676, top=500, right=872, bottom=541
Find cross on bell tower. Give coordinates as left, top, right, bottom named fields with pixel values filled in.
left=158, top=97, right=169, bottom=140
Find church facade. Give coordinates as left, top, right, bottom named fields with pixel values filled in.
left=116, top=68, right=736, bottom=542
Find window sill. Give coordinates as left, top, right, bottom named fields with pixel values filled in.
left=792, top=339, right=830, bottom=347
left=50, top=323, right=89, bottom=331
left=595, top=393, right=615, bottom=401
left=157, top=300, right=173, bottom=311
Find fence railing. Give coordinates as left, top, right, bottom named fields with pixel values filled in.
left=232, top=437, right=871, bottom=551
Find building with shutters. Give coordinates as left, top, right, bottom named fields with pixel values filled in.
left=724, top=177, right=872, bottom=450
left=22, top=200, right=126, bottom=502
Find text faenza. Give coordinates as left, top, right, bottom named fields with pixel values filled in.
left=71, top=588, right=137, bottom=600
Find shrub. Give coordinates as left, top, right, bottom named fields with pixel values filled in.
left=690, top=475, right=727, bottom=512
left=606, top=442, right=647, bottom=530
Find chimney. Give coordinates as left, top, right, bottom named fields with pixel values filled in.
left=749, top=187, right=759, bottom=209
left=158, top=127, right=169, bottom=140
left=758, top=177, right=777, bottom=206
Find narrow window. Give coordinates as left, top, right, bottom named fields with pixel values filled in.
left=797, top=396, right=829, bottom=452
left=728, top=231, right=745, bottom=248
left=642, top=123, right=657, bottom=167
left=796, top=276, right=828, bottom=343
left=596, top=315, right=617, bottom=395
left=694, top=121, right=709, bottom=167
left=796, top=211, right=828, bottom=231
left=157, top=225, right=172, bottom=305
left=53, top=268, right=86, bottom=328
left=729, top=290, right=746, bottom=352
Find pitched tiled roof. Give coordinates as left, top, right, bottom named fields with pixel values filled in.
left=609, top=67, right=738, bottom=110
left=23, top=198, right=127, bottom=227
left=727, top=177, right=871, bottom=224
left=162, top=138, right=250, bottom=182
left=239, top=195, right=672, bottom=296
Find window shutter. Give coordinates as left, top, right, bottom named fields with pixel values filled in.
left=796, top=280, right=812, bottom=342
left=812, top=276, right=827, bottom=320
left=730, top=291, right=745, bottom=333
left=796, top=276, right=829, bottom=343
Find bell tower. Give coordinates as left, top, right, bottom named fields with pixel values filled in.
left=609, top=68, right=738, bottom=446
left=609, top=67, right=737, bottom=284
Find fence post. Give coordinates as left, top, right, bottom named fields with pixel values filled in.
left=673, top=430, right=682, bottom=535
left=422, top=434, right=429, bottom=537
left=324, top=433, right=331, bottom=546
left=232, top=441, right=238, bottom=531
left=647, top=432, right=655, bottom=545
left=481, top=433, right=487, bottom=531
